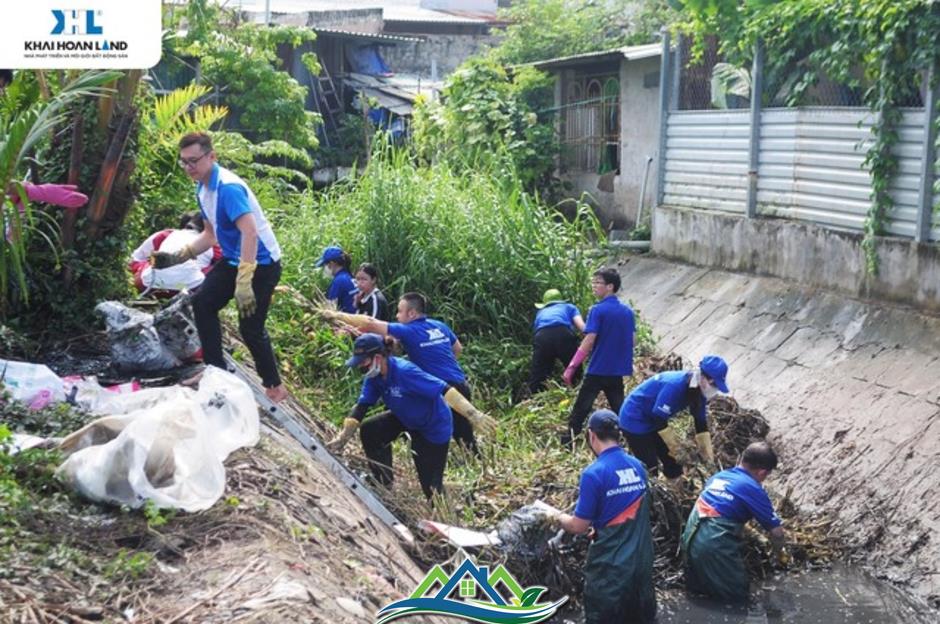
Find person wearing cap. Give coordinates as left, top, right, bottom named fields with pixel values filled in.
left=546, top=409, right=656, bottom=623
left=327, top=333, right=496, bottom=498
left=682, top=441, right=787, bottom=603
left=562, top=268, right=636, bottom=447
left=152, top=132, right=287, bottom=402
left=618, top=355, right=729, bottom=479
left=526, top=288, right=585, bottom=395
left=315, top=246, right=358, bottom=314
left=319, top=292, right=484, bottom=453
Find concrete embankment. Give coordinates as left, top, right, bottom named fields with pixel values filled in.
left=616, top=254, right=940, bottom=608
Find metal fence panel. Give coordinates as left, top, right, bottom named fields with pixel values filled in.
left=663, top=110, right=750, bottom=213
left=754, top=107, right=934, bottom=238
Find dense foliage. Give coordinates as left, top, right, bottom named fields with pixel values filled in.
left=676, top=0, right=940, bottom=272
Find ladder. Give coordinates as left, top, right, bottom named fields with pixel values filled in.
left=314, top=65, right=343, bottom=147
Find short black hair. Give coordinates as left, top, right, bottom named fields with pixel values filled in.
left=741, top=441, right=778, bottom=471
left=400, top=292, right=427, bottom=315
left=178, top=211, right=204, bottom=231
left=0, top=70, right=13, bottom=87
left=179, top=131, right=213, bottom=152
left=356, top=262, right=379, bottom=281
left=593, top=267, right=621, bottom=292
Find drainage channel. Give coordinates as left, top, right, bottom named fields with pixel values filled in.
left=223, top=354, right=415, bottom=546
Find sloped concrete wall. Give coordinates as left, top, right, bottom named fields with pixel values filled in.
left=617, top=254, right=940, bottom=608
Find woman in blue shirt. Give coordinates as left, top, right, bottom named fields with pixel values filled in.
left=315, top=245, right=357, bottom=313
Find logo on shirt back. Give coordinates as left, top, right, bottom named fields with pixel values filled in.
left=388, top=386, right=402, bottom=398
left=616, top=468, right=641, bottom=486
left=706, top=477, right=734, bottom=501
left=419, top=327, right=450, bottom=348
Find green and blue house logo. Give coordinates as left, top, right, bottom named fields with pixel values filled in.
left=376, top=557, right=567, bottom=623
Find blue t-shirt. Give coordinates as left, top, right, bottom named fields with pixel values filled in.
left=197, top=164, right=280, bottom=265
left=356, top=357, right=453, bottom=444
left=619, top=370, right=706, bottom=434
left=388, top=317, right=466, bottom=384
left=533, top=302, right=581, bottom=333
left=583, top=295, right=635, bottom=376
left=574, top=447, right=648, bottom=527
left=699, top=466, right=782, bottom=531
left=327, top=269, right=357, bottom=313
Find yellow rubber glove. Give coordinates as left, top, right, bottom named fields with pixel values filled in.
left=321, top=310, right=372, bottom=329
left=234, top=261, right=257, bottom=317
left=327, top=418, right=359, bottom=453
left=695, top=431, right=715, bottom=464
left=658, top=426, right=680, bottom=458
left=776, top=547, right=791, bottom=567
left=444, top=387, right=497, bottom=435
left=151, top=244, right=196, bottom=269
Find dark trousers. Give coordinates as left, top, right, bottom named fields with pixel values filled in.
left=625, top=431, right=683, bottom=479
left=527, top=325, right=580, bottom=394
left=359, top=411, right=449, bottom=499
left=192, top=260, right=282, bottom=388
left=448, top=380, right=478, bottom=454
left=567, top=374, right=625, bottom=436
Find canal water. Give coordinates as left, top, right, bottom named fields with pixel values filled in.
left=554, top=564, right=935, bottom=623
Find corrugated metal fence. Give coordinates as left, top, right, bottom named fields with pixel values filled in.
left=656, top=34, right=940, bottom=243
left=663, top=106, right=940, bottom=240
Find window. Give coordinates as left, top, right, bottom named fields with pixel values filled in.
left=460, top=579, right=475, bottom=598
left=560, top=74, right=620, bottom=176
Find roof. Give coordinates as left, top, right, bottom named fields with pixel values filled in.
left=382, top=6, right=498, bottom=24
left=312, top=27, right=423, bottom=43
left=343, top=72, right=443, bottom=116
left=228, top=1, right=499, bottom=26
left=526, top=43, right=664, bottom=71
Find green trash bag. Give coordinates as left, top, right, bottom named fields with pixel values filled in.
left=582, top=496, right=657, bottom=624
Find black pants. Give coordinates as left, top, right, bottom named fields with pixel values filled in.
left=527, top=326, right=580, bottom=394
left=625, top=431, right=683, bottom=479
left=192, top=260, right=282, bottom=388
left=359, top=410, right=449, bottom=499
left=448, top=380, right=478, bottom=454
left=567, top=374, right=625, bottom=436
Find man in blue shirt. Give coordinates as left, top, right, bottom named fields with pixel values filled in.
left=319, top=293, right=484, bottom=453
left=153, top=132, right=287, bottom=403
left=682, top=441, right=787, bottom=603
left=527, top=288, right=585, bottom=395
left=561, top=268, right=635, bottom=448
left=619, top=355, right=729, bottom=478
left=547, top=410, right=656, bottom=623
left=327, top=334, right=495, bottom=498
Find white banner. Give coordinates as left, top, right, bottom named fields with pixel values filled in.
left=0, top=1, right=162, bottom=69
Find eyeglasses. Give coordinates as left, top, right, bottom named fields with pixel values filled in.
left=178, top=151, right=210, bottom=168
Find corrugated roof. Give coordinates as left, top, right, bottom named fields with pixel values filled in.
left=313, top=27, right=422, bottom=43
left=383, top=6, right=496, bottom=24
left=525, top=43, right=664, bottom=71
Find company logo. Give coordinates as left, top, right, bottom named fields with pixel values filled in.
left=426, top=328, right=445, bottom=341
left=51, top=9, right=103, bottom=35
left=376, top=557, right=567, bottom=624
left=616, top=467, right=641, bottom=486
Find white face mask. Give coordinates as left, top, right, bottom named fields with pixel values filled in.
left=700, top=376, right=719, bottom=400
left=363, top=357, right=381, bottom=379
left=323, top=265, right=333, bottom=278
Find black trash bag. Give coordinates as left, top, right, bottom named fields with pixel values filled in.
left=153, top=292, right=201, bottom=362
left=95, top=301, right=181, bottom=372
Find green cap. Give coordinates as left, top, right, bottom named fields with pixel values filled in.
left=535, top=288, right=564, bottom=309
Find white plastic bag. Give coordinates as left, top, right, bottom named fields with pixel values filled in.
left=95, top=301, right=181, bottom=372
left=0, top=359, right=65, bottom=408
left=56, top=366, right=259, bottom=512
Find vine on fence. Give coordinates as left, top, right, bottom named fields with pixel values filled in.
left=677, top=0, right=940, bottom=273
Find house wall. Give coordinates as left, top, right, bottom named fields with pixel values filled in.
left=555, top=56, right=661, bottom=229
left=379, top=33, right=499, bottom=77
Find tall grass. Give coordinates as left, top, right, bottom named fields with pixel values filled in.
left=273, top=147, right=605, bottom=398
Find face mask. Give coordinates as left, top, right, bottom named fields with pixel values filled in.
left=362, top=357, right=381, bottom=379
left=323, top=265, right=333, bottom=278
left=700, top=377, right=719, bottom=401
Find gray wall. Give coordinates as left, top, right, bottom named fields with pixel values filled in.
left=557, top=56, right=662, bottom=229
left=380, top=33, right=499, bottom=77
left=653, top=205, right=940, bottom=313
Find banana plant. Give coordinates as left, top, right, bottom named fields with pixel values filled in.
left=0, top=70, right=120, bottom=313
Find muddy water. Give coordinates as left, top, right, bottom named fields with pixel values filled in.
left=554, top=564, right=935, bottom=623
